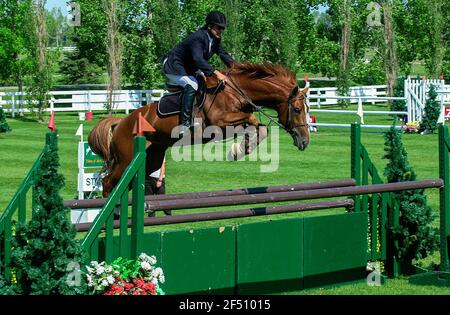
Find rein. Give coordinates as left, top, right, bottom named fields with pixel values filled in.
left=224, top=72, right=308, bottom=135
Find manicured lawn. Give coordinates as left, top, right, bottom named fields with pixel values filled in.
left=0, top=105, right=449, bottom=294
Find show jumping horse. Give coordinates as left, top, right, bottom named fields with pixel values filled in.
left=88, top=63, right=310, bottom=197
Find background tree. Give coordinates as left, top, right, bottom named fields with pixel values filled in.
left=67, top=0, right=107, bottom=83
left=27, top=0, right=52, bottom=122
left=59, top=50, right=104, bottom=85
left=0, top=0, right=34, bottom=115
left=104, top=0, right=123, bottom=114
left=46, top=7, right=67, bottom=48
left=301, top=8, right=340, bottom=78
left=336, top=0, right=352, bottom=106
left=382, top=0, right=398, bottom=98
left=219, top=0, right=245, bottom=62
left=152, top=0, right=182, bottom=59
left=122, top=0, right=160, bottom=89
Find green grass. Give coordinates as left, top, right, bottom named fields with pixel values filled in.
left=0, top=106, right=449, bottom=294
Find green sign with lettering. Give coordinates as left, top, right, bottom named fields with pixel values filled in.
left=84, top=142, right=104, bottom=168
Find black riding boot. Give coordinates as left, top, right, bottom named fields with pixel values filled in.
left=179, top=84, right=196, bottom=133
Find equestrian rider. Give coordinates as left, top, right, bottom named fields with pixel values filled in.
left=163, top=11, right=235, bottom=134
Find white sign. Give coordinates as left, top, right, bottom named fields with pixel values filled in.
left=78, top=172, right=103, bottom=192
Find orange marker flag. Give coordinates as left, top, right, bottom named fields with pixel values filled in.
left=48, top=111, right=56, bottom=132
left=133, top=112, right=155, bottom=136
left=304, top=74, right=310, bottom=88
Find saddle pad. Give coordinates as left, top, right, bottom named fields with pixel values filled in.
left=157, top=91, right=182, bottom=117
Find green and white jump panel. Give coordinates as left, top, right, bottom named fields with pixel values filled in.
left=93, top=211, right=368, bottom=294
left=73, top=141, right=104, bottom=224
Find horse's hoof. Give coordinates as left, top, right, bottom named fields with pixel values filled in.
left=227, top=143, right=245, bottom=161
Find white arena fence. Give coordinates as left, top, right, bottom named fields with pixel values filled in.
left=0, top=78, right=449, bottom=127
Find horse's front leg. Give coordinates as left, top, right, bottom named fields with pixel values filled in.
left=227, top=114, right=268, bottom=160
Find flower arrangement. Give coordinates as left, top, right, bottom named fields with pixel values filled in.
left=402, top=122, right=420, bottom=133
left=86, top=253, right=165, bottom=295
left=402, top=122, right=419, bottom=133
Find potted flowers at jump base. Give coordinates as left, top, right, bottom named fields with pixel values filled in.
left=86, top=253, right=165, bottom=295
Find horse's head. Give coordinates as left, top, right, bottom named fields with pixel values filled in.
left=282, top=85, right=310, bottom=151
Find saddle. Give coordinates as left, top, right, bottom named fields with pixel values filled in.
left=157, top=83, right=207, bottom=118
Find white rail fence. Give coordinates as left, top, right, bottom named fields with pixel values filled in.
left=0, top=79, right=449, bottom=126
left=0, top=89, right=165, bottom=117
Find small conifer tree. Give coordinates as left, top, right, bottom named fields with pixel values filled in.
left=383, top=125, right=439, bottom=267
left=420, top=85, right=441, bottom=134
left=0, top=107, right=11, bottom=133
left=2, top=133, right=86, bottom=294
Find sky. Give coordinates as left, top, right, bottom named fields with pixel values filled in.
left=46, top=1, right=328, bottom=16
left=46, top=1, right=328, bottom=14
left=45, top=0, right=69, bottom=14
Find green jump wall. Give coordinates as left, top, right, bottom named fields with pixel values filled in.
left=96, top=211, right=368, bottom=294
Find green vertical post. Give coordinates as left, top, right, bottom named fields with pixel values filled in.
left=18, top=192, right=26, bottom=224
left=105, top=212, right=114, bottom=263
left=439, top=124, right=449, bottom=272
left=351, top=124, right=361, bottom=212
left=131, top=136, right=146, bottom=258
left=386, top=196, right=400, bottom=277
left=3, top=215, right=12, bottom=281
left=119, top=192, right=129, bottom=258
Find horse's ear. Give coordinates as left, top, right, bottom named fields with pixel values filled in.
left=290, top=86, right=299, bottom=97
left=301, top=87, right=309, bottom=95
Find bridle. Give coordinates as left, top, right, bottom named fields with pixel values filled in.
left=286, top=92, right=310, bottom=136
left=220, top=71, right=309, bottom=136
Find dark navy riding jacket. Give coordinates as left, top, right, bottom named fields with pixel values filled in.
left=163, top=27, right=234, bottom=77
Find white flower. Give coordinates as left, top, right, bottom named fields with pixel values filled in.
left=152, top=267, right=164, bottom=283
left=87, top=275, right=93, bottom=286
left=141, top=261, right=152, bottom=271
left=101, top=279, right=109, bottom=287
left=139, top=253, right=149, bottom=261
left=148, top=255, right=157, bottom=265
left=96, top=266, right=105, bottom=275
left=107, top=275, right=115, bottom=284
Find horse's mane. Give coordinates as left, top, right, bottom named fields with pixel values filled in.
left=231, top=63, right=297, bottom=86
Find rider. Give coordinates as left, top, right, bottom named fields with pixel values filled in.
left=163, top=11, right=235, bottom=134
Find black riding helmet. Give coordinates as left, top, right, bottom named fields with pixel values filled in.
left=205, top=11, right=227, bottom=28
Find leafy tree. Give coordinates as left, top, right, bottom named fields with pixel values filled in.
left=59, top=50, right=103, bottom=85
left=46, top=7, right=67, bottom=48
left=383, top=125, right=439, bottom=269
left=152, top=0, right=183, bottom=59
left=122, top=0, right=160, bottom=88
left=239, top=0, right=299, bottom=69
left=0, top=0, right=34, bottom=92
left=419, top=85, right=441, bottom=134
left=26, top=0, right=52, bottom=122
left=2, top=133, right=86, bottom=294
left=71, top=0, right=107, bottom=70
left=350, top=55, right=385, bottom=85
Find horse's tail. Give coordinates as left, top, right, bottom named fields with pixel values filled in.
left=88, top=117, right=123, bottom=169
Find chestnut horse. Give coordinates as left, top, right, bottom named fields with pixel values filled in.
left=88, top=63, right=310, bottom=197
